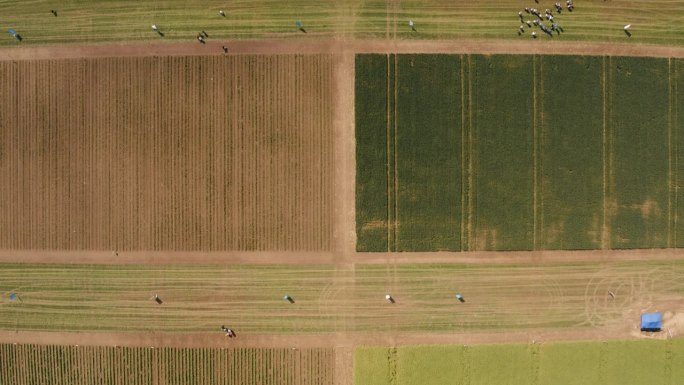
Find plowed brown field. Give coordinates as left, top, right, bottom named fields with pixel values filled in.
left=0, top=344, right=334, bottom=385
left=0, top=55, right=333, bottom=251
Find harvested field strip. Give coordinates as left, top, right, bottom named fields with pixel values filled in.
left=1, top=1, right=684, bottom=46
left=0, top=344, right=334, bottom=385
left=0, top=55, right=333, bottom=252
left=608, top=56, right=670, bottom=249
left=355, top=339, right=684, bottom=385
left=539, top=55, right=604, bottom=250
left=395, top=55, right=461, bottom=251
left=1, top=261, right=683, bottom=333
left=356, top=54, right=679, bottom=252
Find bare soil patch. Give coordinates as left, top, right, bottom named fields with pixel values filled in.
left=0, top=55, right=333, bottom=251
left=331, top=50, right=356, bottom=262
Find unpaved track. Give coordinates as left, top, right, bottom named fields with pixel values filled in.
left=2, top=247, right=684, bottom=265
left=331, top=50, right=356, bottom=264
left=3, top=39, right=684, bottom=61
left=0, top=325, right=638, bottom=349
left=0, top=55, right=334, bottom=252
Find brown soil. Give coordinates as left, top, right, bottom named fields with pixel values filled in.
left=1, top=247, right=684, bottom=265
left=0, top=324, right=647, bottom=349
left=331, top=50, right=357, bottom=264
left=2, top=39, right=684, bottom=61
left=0, top=55, right=333, bottom=252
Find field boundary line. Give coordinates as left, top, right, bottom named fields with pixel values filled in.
left=5, top=40, right=684, bottom=60
left=331, top=52, right=356, bottom=260
left=4, top=248, right=684, bottom=265
left=0, top=327, right=665, bottom=349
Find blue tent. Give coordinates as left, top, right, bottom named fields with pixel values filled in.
left=640, top=312, right=662, bottom=331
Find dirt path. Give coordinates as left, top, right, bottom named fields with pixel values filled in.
left=0, top=324, right=643, bottom=349
left=2, top=247, right=684, bottom=265
left=331, top=49, right=357, bottom=265
left=3, top=39, right=684, bottom=61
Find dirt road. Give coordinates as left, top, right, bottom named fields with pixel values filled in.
left=0, top=324, right=642, bottom=349
left=1, top=247, right=684, bottom=265
left=2, top=39, right=684, bottom=61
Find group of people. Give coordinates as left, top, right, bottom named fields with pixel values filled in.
left=517, top=0, right=574, bottom=38
left=221, top=325, right=236, bottom=338
left=196, top=30, right=209, bottom=44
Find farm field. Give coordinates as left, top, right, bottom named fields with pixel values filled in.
left=608, top=56, right=671, bottom=249
left=2, top=3, right=684, bottom=384
left=0, top=344, right=334, bottom=385
left=1, top=260, right=683, bottom=333
left=0, top=1, right=684, bottom=46
left=356, top=54, right=679, bottom=252
left=0, top=55, right=333, bottom=252
left=354, top=338, right=684, bottom=385
left=539, top=55, right=604, bottom=250
left=469, top=54, right=534, bottom=251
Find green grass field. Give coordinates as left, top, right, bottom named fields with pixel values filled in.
left=356, top=54, right=681, bottom=252
left=355, top=339, right=684, bottom=385
left=2, top=260, right=683, bottom=333
left=1, top=1, right=684, bottom=46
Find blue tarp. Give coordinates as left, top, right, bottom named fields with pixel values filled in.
left=640, top=312, right=662, bottom=330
